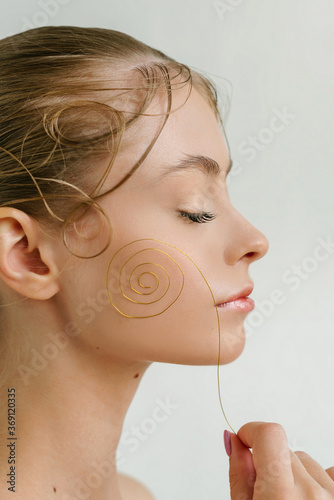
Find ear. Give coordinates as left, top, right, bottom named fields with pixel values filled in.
left=0, top=207, right=60, bottom=300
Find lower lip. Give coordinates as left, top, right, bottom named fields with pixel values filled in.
left=216, top=297, right=255, bottom=312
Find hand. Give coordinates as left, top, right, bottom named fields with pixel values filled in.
left=227, top=421, right=334, bottom=499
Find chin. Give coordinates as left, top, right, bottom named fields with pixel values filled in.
left=167, top=334, right=246, bottom=366
left=218, top=322, right=247, bottom=364
left=220, top=336, right=246, bottom=364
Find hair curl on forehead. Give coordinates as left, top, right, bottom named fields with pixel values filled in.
left=0, top=26, right=222, bottom=259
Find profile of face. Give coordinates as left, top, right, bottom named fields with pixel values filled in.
left=54, top=84, right=269, bottom=369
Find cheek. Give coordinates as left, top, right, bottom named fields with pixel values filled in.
left=101, top=253, right=216, bottom=362
left=75, top=238, right=243, bottom=365
left=105, top=240, right=189, bottom=319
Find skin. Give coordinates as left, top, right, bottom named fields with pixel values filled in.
left=0, top=85, right=332, bottom=500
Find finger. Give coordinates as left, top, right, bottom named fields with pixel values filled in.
left=326, top=466, right=334, bottom=481
left=290, top=451, right=329, bottom=487
left=237, top=421, right=294, bottom=492
left=228, top=432, right=256, bottom=500
left=291, top=451, right=334, bottom=489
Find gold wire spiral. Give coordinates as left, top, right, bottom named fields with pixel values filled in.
left=106, top=238, right=236, bottom=434
left=106, top=244, right=184, bottom=318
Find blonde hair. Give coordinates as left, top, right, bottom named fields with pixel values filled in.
left=0, top=26, right=220, bottom=243
left=0, top=26, right=221, bottom=382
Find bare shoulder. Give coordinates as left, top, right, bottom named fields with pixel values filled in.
left=118, top=473, right=156, bottom=500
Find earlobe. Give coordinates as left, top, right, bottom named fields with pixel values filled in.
left=0, top=208, right=60, bottom=300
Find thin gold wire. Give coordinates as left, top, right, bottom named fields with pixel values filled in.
left=106, top=238, right=236, bottom=434
left=107, top=246, right=183, bottom=318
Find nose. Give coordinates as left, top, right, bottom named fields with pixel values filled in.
left=224, top=209, right=269, bottom=266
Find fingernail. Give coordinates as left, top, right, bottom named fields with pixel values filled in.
left=224, top=430, right=232, bottom=457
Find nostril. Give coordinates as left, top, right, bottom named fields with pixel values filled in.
left=245, top=251, right=256, bottom=259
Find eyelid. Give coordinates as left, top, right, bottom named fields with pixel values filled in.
left=178, top=210, right=217, bottom=224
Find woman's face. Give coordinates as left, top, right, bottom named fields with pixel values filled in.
left=57, top=86, right=268, bottom=366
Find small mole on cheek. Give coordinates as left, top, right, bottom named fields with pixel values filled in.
left=134, top=373, right=139, bottom=378
left=96, top=346, right=99, bottom=350
left=53, top=487, right=57, bottom=493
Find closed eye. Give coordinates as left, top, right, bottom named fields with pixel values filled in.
left=179, top=211, right=217, bottom=224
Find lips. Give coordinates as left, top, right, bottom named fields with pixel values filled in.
left=215, top=284, right=254, bottom=306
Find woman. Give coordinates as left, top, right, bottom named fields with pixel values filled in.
left=0, top=26, right=333, bottom=500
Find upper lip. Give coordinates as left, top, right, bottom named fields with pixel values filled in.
left=215, top=283, right=254, bottom=305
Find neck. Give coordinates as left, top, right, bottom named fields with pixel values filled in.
left=0, top=330, right=150, bottom=499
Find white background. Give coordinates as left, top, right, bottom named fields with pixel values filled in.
left=1, top=1, right=333, bottom=499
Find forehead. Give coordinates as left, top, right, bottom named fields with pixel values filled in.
left=155, top=88, right=227, bottom=169
left=106, top=86, right=230, bottom=190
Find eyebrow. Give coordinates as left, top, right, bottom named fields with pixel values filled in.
left=159, top=154, right=233, bottom=179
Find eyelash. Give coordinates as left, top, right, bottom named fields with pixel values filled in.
left=179, top=211, right=217, bottom=224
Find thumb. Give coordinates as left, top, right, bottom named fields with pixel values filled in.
left=227, top=431, right=256, bottom=500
